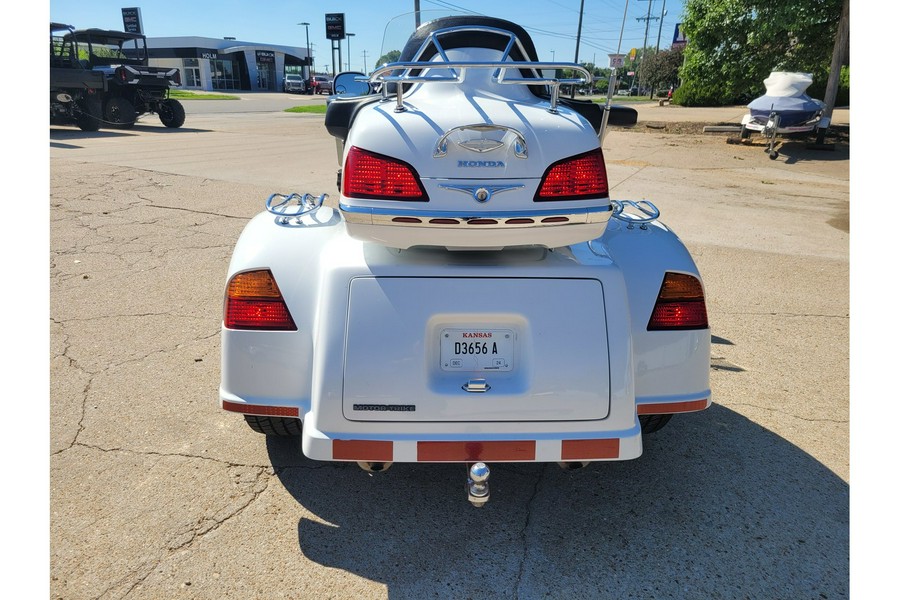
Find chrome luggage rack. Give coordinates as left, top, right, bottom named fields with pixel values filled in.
left=265, top=192, right=327, bottom=225
left=610, top=200, right=660, bottom=230
left=367, top=25, right=592, bottom=113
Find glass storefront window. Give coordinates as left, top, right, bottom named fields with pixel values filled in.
left=210, top=59, right=242, bottom=90
left=182, top=58, right=201, bottom=88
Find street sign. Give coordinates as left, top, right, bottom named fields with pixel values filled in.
left=628, top=48, right=637, bottom=61
left=121, top=7, right=143, bottom=34
left=608, top=54, right=625, bottom=69
left=326, top=13, right=345, bottom=40
left=673, top=23, right=687, bottom=49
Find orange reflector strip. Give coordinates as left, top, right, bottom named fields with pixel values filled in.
left=333, top=440, right=394, bottom=461
left=637, top=399, right=709, bottom=415
left=505, top=218, right=535, bottom=225
left=221, top=400, right=299, bottom=417
left=541, top=216, right=570, bottom=223
left=561, top=438, right=620, bottom=460
left=429, top=218, right=460, bottom=225
left=392, top=217, right=422, bottom=223
left=417, top=441, right=536, bottom=462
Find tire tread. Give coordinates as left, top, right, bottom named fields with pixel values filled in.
left=243, top=415, right=302, bottom=436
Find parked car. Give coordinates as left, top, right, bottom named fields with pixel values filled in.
left=284, top=74, right=307, bottom=93
left=310, top=75, right=333, bottom=95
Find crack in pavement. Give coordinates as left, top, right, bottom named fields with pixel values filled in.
left=146, top=204, right=250, bottom=220
left=714, top=310, right=848, bottom=319
left=112, top=467, right=272, bottom=600
left=725, top=402, right=848, bottom=424
left=64, top=442, right=277, bottom=470
left=515, top=464, right=546, bottom=600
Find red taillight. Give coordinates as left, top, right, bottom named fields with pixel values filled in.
left=534, top=148, right=609, bottom=201
left=342, top=146, right=428, bottom=201
left=116, top=67, right=128, bottom=82
left=224, top=270, right=296, bottom=331
left=647, top=272, right=709, bottom=330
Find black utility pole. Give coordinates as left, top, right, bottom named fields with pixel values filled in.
left=299, top=22, right=311, bottom=82
left=572, top=0, right=585, bottom=98
left=655, top=0, right=667, bottom=51
left=635, top=0, right=658, bottom=96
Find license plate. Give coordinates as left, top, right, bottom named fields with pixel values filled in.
left=440, top=328, right=514, bottom=372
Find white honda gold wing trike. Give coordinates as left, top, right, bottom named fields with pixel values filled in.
left=220, top=15, right=710, bottom=506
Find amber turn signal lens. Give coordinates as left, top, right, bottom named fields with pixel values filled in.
left=656, top=272, right=705, bottom=301
left=647, top=272, right=709, bottom=330
left=224, top=270, right=296, bottom=331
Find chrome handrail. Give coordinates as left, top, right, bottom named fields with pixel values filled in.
left=611, top=200, right=660, bottom=229
left=265, top=193, right=327, bottom=224
left=369, top=61, right=592, bottom=113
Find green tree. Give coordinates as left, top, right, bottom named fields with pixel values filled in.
left=375, top=50, right=401, bottom=68
left=676, top=0, right=843, bottom=106
left=641, top=47, right=685, bottom=92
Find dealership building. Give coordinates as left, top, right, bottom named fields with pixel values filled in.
left=143, top=36, right=311, bottom=92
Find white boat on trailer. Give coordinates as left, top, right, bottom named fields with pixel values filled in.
left=740, top=71, right=830, bottom=159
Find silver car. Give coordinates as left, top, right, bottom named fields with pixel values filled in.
left=284, top=74, right=307, bottom=93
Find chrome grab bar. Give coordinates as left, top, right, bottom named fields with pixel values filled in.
left=265, top=193, right=327, bottom=224
left=369, top=61, right=592, bottom=113
left=610, top=200, right=660, bottom=229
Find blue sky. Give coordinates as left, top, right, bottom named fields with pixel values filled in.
left=47, top=0, right=685, bottom=72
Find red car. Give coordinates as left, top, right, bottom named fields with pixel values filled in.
left=310, top=75, right=333, bottom=95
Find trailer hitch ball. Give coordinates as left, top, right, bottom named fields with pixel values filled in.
left=467, top=462, right=490, bottom=507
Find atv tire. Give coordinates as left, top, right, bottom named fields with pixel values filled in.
left=105, top=96, right=136, bottom=129
left=639, top=413, right=673, bottom=434
left=158, top=99, right=186, bottom=128
left=244, top=415, right=302, bottom=436
left=75, top=97, right=102, bottom=131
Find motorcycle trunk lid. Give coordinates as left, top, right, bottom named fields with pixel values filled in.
left=342, top=276, right=611, bottom=422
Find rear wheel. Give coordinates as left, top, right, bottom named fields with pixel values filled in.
left=244, top=415, right=302, bottom=436
left=75, top=96, right=102, bottom=131
left=158, top=99, right=186, bottom=128
left=639, top=414, right=673, bottom=434
left=104, top=96, right=136, bottom=129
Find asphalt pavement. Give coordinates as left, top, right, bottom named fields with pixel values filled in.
left=47, top=95, right=849, bottom=599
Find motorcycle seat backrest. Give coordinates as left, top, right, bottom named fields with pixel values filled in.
left=324, top=95, right=383, bottom=142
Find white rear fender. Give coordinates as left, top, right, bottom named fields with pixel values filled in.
left=584, top=218, right=711, bottom=410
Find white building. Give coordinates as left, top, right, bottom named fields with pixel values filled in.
left=145, top=36, right=311, bottom=92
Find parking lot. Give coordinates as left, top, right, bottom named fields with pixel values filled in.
left=48, top=98, right=849, bottom=598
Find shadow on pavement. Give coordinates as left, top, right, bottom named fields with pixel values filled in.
left=267, top=404, right=848, bottom=599
left=49, top=125, right=210, bottom=141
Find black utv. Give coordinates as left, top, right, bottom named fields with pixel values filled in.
left=50, top=22, right=106, bottom=130
left=68, top=28, right=186, bottom=128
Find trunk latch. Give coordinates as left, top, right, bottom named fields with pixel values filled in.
left=462, top=378, right=491, bottom=393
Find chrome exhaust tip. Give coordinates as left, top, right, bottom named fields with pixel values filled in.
left=357, top=461, right=392, bottom=473
left=557, top=461, right=590, bottom=471
left=467, top=462, right=490, bottom=507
